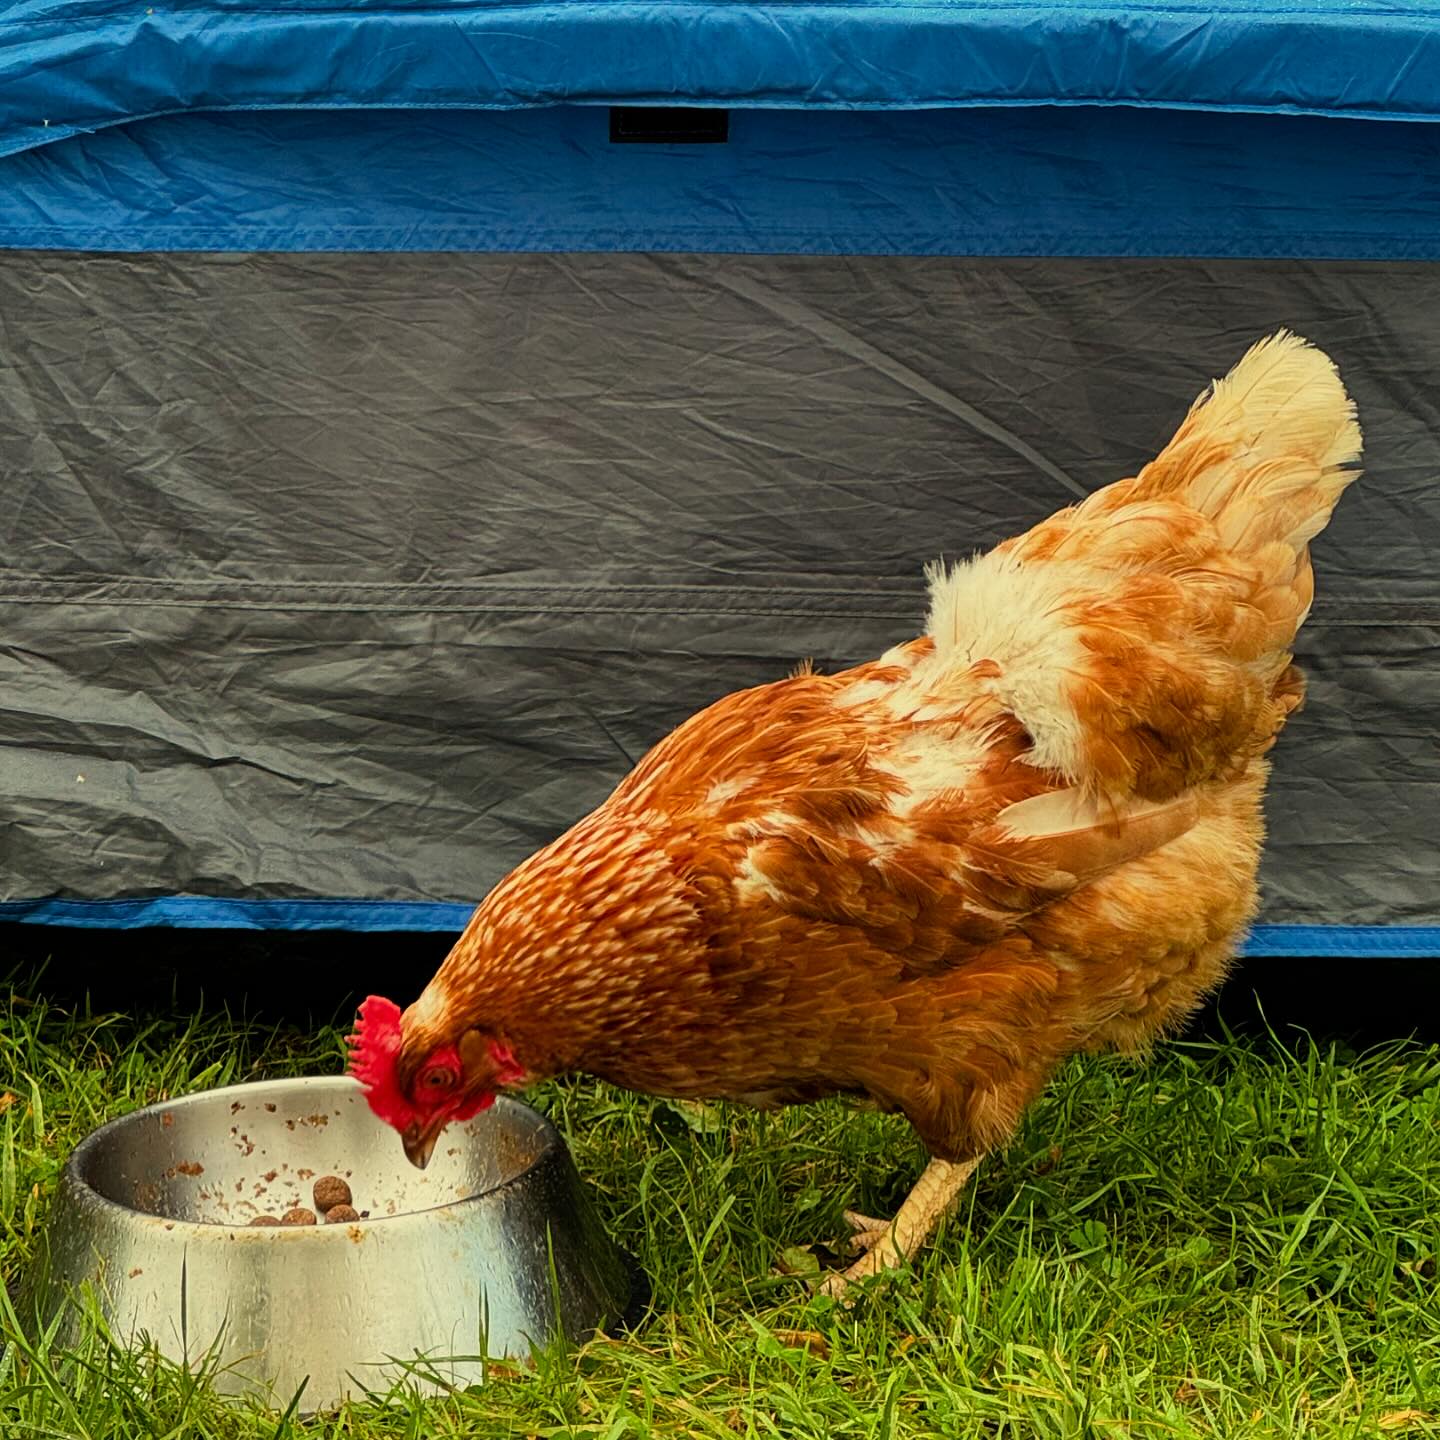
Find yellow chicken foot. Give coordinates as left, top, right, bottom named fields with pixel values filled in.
left=840, top=1210, right=892, bottom=1255
left=817, top=1156, right=982, bottom=1299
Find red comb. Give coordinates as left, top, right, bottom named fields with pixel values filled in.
left=347, top=995, right=412, bottom=1128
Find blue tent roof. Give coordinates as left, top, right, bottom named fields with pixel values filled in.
left=4, top=0, right=1440, bottom=162
left=4, top=1, right=1440, bottom=258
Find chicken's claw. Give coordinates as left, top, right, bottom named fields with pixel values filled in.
left=839, top=1210, right=892, bottom=1257
left=815, top=1156, right=983, bottom=1302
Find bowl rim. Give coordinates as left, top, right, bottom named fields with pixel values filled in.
left=60, top=1075, right=562, bottom=1238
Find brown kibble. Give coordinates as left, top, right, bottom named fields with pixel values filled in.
left=280, top=1207, right=317, bottom=1226
left=250, top=1215, right=282, bottom=1227
left=325, top=1204, right=361, bottom=1224
left=312, top=1175, right=352, bottom=1213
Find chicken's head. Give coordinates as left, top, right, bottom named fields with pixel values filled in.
left=347, top=994, right=528, bottom=1169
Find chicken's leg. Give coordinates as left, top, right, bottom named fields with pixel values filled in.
left=817, top=1155, right=982, bottom=1299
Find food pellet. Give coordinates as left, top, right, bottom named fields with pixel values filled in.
left=312, top=1175, right=352, bottom=1213
left=281, top=1206, right=317, bottom=1226
left=324, top=1204, right=361, bottom=1224
left=249, top=1214, right=282, bottom=1227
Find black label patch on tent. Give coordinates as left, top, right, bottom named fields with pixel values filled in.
left=609, top=107, right=730, bottom=144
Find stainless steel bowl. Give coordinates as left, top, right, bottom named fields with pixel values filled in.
left=24, top=1076, right=642, bottom=1409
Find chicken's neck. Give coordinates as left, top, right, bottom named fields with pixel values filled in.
left=424, top=809, right=701, bottom=1076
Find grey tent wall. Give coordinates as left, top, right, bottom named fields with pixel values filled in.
left=0, top=251, right=1435, bottom=942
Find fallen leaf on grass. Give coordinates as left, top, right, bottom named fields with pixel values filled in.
left=1378, top=1412, right=1429, bottom=1432
left=775, top=1244, right=821, bottom=1278
left=773, top=1329, right=830, bottom=1359
left=654, top=1098, right=726, bottom=1135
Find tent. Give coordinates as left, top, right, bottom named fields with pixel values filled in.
left=0, top=0, right=1436, bottom=958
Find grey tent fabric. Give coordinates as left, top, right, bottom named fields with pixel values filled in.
left=0, top=251, right=1435, bottom=938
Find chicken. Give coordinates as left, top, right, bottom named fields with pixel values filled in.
left=349, top=332, right=1361, bottom=1296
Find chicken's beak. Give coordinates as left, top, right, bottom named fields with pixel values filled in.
left=401, top=1115, right=447, bottom=1170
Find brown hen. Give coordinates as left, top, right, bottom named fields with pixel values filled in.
left=351, top=332, right=1362, bottom=1295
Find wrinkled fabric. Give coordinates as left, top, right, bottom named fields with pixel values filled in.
left=3, top=107, right=1440, bottom=260
left=5, top=0, right=1440, bottom=164
left=0, top=251, right=1435, bottom=954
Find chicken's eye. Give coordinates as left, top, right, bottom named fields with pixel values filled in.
left=420, top=1067, right=457, bottom=1092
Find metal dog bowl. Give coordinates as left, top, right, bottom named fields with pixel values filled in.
left=25, top=1076, right=642, bottom=1409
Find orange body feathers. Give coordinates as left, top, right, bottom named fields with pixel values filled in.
left=356, top=333, right=1362, bottom=1170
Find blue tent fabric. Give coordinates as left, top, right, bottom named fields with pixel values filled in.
left=5, top=0, right=1440, bottom=166
left=3, top=106, right=1440, bottom=259
left=5, top=1, right=1440, bottom=259
left=1, top=1, right=1437, bottom=957
left=1, top=897, right=1435, bottom=961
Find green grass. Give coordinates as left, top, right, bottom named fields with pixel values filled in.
left=3, top=972, right=1439, bottom=1439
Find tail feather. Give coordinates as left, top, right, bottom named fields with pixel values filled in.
left=920, top=332, right=1362, bottom=799
left=1137, top=329, right=1361, bottom=561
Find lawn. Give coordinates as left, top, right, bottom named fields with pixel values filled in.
left=3, top=965, right=1438, bottom=1439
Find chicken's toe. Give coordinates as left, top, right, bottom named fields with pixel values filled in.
left=841, top=1210, right=892, bottom=1257
left=817, top=1230, right=905, bottom=1299
left=813, top=1156, right=983, bottom=1303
